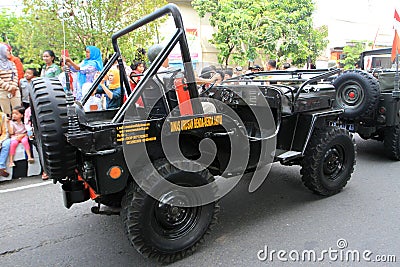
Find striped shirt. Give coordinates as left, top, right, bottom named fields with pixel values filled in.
left=0, top=62, right=18, bottom=92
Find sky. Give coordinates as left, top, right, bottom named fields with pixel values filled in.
left=0, top=0, right=22, bottom=13
left=313, top=0, right=399, bottom=47
left=1, top=0, right=398, bottom=48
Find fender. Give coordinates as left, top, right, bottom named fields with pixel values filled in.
left=288, top=109, right=345, bottom=155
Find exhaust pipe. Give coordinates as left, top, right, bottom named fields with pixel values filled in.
left=62, top=180, right=90, bottom=209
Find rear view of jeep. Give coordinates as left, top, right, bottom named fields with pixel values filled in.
left=332, top=48, right=400, bottom=160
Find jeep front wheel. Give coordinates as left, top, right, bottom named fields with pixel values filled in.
left=121, top=160, right=219, bottom=263
left=301, top=127, right=356, bottom=196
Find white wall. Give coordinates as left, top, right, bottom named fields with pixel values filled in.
left=167, top=1, right=218, bottom=64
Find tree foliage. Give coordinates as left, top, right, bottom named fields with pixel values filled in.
left=1, top=0, right=167, bottom=68
left=192, top=0, right=328, bottom=68
left=340, top=41, right=368, bottom=70
left=0, top=10, right=20, bottom=54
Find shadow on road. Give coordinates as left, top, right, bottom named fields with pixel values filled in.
left=353, top=135, right=392, bottom=163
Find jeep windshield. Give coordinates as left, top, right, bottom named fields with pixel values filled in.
left=360, top=48, right=394, bottom=71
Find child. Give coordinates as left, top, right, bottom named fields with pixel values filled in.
left=96, top=68, right=122, bottom=109
left=8, top=106, right=34, bottom=167
left=23, top=105, right=48, bottom=180
left=19, top=68, right=38, bottom=109
left=0, top=111, right=11, bottom=177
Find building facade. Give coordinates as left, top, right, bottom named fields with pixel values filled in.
left=167, top=0, right=218, bottom=64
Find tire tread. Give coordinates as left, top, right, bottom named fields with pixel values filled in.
left=300, top=127, right=356, bottom=196
left=29, top=77, right=77, bottom=179
left=121, top=160, right=219, bottom=263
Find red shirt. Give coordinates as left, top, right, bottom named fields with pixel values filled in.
left=130, top=70, right=144, bottom=107
left=10, top=56, right=24, bottom=85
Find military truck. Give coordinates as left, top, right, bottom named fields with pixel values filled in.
left=332, top=48, right=400, bottom=160
left=29, top=4, right=356, bottom=263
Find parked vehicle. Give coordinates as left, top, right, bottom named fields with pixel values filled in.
left=28, top=4, right=356, bottom=263
left=332, top=48, right=400, bottom=160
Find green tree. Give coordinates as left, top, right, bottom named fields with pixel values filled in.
left=340, top=41, right=368, bottom=70
left=0, top=10, right=20, bottom=55
left=305, top=25, right=329, bottom=66
left=7, top=0, right=167, bottom=67
left=265, top=0, right=328, bottom=67
left=192, top=0, right=328, bottom=68
left=192, top=0, right=267, bottom=67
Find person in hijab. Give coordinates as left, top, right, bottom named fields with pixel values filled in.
left=63, top=45, right=103, bottom=101
left=96, top=68, right=122, bottom=109
left=0, top=43, right=21, bottom=116
left=1, top=43, right=24, bottom=85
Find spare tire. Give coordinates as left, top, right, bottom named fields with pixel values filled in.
left=333, top=70, right=380, bottom=119
left=29, top=77, right=77, bottom=180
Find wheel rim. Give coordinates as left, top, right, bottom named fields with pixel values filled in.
left=152, top=190, right=200, bottom=239
left=337, top=81, right=364, bottom=108
left=323, top=145, right=345, bottom=181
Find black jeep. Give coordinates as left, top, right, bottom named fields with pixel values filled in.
left=332, top=48, right=400, bottom=160
left=29, top=4, right=356, bottom=263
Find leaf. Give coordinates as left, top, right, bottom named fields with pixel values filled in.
left=192, top=0, right=327, bottom=68
left=4, top=0, right=168, bottom=67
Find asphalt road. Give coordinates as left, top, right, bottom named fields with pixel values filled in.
left=0, top=136, right=399, bottom=267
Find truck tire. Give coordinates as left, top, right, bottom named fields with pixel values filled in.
left=384, top=125, right=400, bottom=160
left=333, top=70, right=380, bottom=119
left=121, top=160, right=219, bottom=263
left=300, top=127, right=356, bottom=196
left=29, top=77, right=77, bottom=180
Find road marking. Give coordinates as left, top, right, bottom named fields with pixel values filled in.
left=0, top=181, right=53, bottom=193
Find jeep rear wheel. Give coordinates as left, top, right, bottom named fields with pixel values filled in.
left=333, top=70, right=380, bottom=119
left=29, top=77, right=77, bottom=180
left=384, top=125, right=400, bottom=160
left=301, top=127, right=356, bottom=196
left=121, top=160, right=219, bottom=263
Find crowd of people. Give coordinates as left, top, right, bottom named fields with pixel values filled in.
left=0, top=42, right=148, bottom=180
left=0, top=40, right=292, bottom=180
left=0, top=43, right=26, bottom=178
